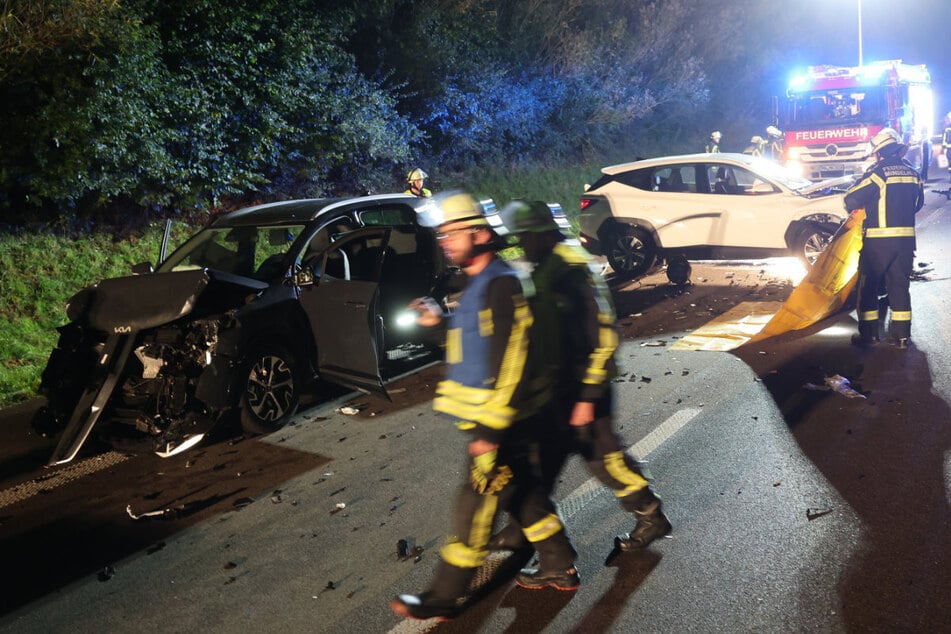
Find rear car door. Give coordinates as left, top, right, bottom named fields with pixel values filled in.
left=297, top=226, right=391, bottom=396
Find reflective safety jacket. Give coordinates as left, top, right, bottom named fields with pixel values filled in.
left=433, top=257, right=535, bottom=444
left=527, top=242, right=619, bottom=403
left=404, top=187, right=432, bottom=197
left=844, top=154, right=923, bottom=247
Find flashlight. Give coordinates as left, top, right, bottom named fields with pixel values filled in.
left=395, top=311, right=417, bottom=329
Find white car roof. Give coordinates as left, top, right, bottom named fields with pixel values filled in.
left=602, top=152, right=757, bottom=174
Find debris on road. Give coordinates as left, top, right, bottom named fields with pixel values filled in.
left=270, top=490, right=284, bottom=504
left=331, top=502, right=347, bottom=514
left=126, top=503, right=172, bottom=520
left=806, top=507, right=833, bottom=521
left=338, top=406, right=360, bottom=415
left=641, top=340, right=667, bottom=347
left=803, top=375, right=866, bottom=399
left=97, top=565, right=115, bottom=582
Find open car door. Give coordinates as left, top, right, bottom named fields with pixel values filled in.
left=298, top=226, right=391, bottom=397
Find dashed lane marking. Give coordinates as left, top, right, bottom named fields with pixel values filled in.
left=0, top=451, right=130, bottom=510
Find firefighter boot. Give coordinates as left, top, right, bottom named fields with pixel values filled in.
left=851, top=320, right=880, bottom=348
left=514, top=566, right=580, bottom=591
left=390, top=559, right=471, bottom=621
left=615, top=497, right=672, bottom=552
left=390, top=592, right=462, bottom=621
left=516, top=525, right=579, bottom=590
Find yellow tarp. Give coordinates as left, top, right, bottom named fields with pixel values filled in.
left=670, top=210, right=864, bottom=351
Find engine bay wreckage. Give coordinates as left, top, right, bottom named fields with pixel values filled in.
left=33, top=194, right=463, bottom=466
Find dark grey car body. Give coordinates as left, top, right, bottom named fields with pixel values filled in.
left=35, top=194, right=457, bottom=466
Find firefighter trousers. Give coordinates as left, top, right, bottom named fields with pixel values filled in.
left=537, top=391, right=656, bottom=513
left=856, top=239, right=914, bottom=340
left=430, top=439, right=576, bottom=600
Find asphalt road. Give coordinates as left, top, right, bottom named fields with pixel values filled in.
left=0, top=185, right=949, bottom=633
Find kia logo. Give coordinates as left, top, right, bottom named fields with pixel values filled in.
left=114, top=326, right=132, bottom=333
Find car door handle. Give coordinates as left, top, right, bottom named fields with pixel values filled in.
left=345, top=301, right=367, bottom=309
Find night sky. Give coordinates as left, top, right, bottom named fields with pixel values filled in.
left=771, top=0, right=949, bottom=122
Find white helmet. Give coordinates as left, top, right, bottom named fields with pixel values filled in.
left=766, top=125, right=782, bottom=138
left=710, top=131, right=722, bottom=141
left=406, top=168, right=428, bottom=182
left=867, top=128, right=903, bottom=156
left=750, top=135, right=765, bottom=144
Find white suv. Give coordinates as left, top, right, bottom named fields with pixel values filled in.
left=578, top=153, right=852, bottom=279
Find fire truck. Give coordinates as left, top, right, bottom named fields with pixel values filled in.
left=779, top=60, right=933, bottom=181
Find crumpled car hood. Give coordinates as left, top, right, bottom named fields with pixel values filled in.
left=75, top=269, right=268, bottom=333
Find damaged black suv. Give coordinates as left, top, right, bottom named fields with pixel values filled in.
left=34, top=194, right=466, bottom=466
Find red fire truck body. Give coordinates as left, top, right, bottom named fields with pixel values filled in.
left=781, top=60, right=932, bottom=181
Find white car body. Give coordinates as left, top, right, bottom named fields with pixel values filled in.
left=578, top=153, right=852, bottom=279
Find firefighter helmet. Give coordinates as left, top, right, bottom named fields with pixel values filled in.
left=868, top=128, right=903, bottom=156
left=710, top=130, right=722, bottom=141
left=750, top=135, right=765, bottom=144
left=500, top=199, right=572, bottom=235
left=406, top=168, right=428, bottom=182
left=766, top=125, right=782, bottom=138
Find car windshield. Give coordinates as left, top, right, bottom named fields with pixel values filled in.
left=743, top=157, right=814, bottom=191
left=159, top=224, right=307, bottom=280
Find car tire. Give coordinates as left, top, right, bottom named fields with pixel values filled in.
left=604, top=225, right=657, bottom=279
left=239, top=343, right=301, bottom=434
left=795, top=224, right=834, bottom=268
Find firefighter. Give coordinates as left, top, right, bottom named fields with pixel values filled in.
left=404, top=168, right=432, bottom=197
left=390, top=192, right=577, bottom=621
left=766, top=125, right=784, bottom=161
left=706, top=130, right=721, bottom=153
left=488, top=201, right=671, bottom=569
left=844, top=128, right=924, bottom=349
left=744, top=135, right=767, bottom=157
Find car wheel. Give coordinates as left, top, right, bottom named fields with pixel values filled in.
left=604, top=225, right=657, bottom=279
left=795, top=225, right=834, bottom=267
left=239, top=344, right=300, bottom=434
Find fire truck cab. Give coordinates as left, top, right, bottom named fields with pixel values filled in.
left=780, top=60, right=933, bottom=181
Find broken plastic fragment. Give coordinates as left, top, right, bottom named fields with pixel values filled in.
left=824, top=375, right=866, bottom=399
left=126, top=504, right=171, bottom=520
left=806, top=507, right=833, bottom=521
left=338, top=406, right=360, bottom=415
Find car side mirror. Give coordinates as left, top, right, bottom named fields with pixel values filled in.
left=131, top=262, right=153, bottom=275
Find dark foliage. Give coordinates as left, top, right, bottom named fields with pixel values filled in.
left=0, top=0, right=742, bottom=227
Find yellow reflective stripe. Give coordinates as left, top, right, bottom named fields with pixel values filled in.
left=870, top=173, right=887, bottom=228
left=865, top=227, right=915, bottom=238
left=604, top=451, right=648, bottom=497
left=434, top=380, right=517, bottom=429
left=478, top=308, right=493, bottom=337
left=584, top=317, right=618, bottom=385
left=891, top=310, right=911, bottom=322
left=522, top=513, right=564, bottom=543
left=446, top=328, right=462, bottom=364
left=889, top=176, right=920, bottom=184
left=440, top=541, right=487, bottom=569
left=439, top=493, right=498, bottom=568
left=483, top=296, right=532, bottom=426
left=859, top=310, right=879, bottom=321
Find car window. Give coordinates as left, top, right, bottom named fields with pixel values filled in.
left=160, top=224, right=305, bottom=278
left=652, top=166, right=696, bottom=193
left=706, top=165, right=776, bottom=195
left=598, top=168, right=653, bottom=191
left=358, top=206, right=416, bottom=226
